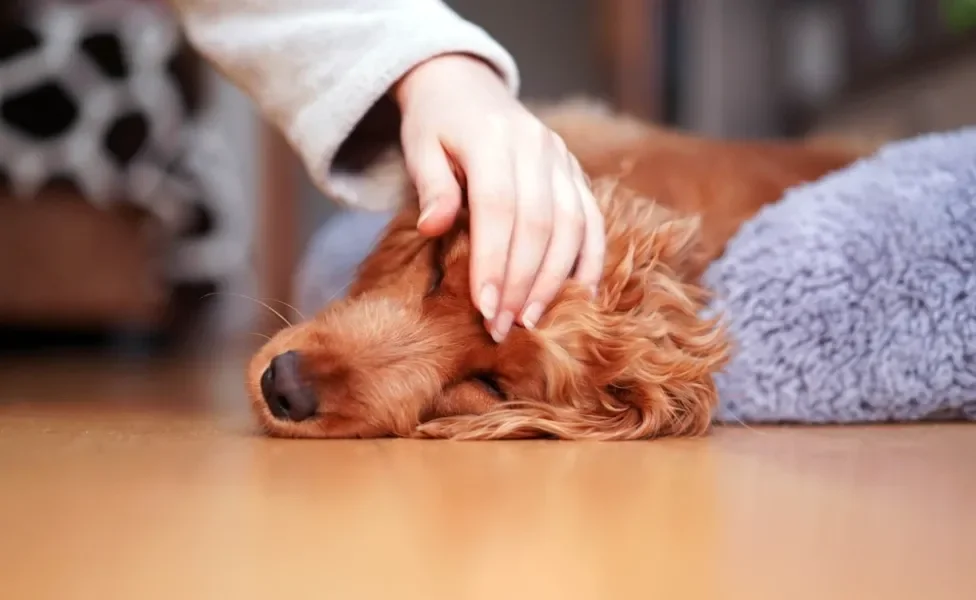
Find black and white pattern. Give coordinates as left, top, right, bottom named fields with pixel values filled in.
left=0, top=1, right=249, bottom=284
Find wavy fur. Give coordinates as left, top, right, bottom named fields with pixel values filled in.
left=415, top=180, right=727, bottom=440
left=246, top=101, right=867, bottom=440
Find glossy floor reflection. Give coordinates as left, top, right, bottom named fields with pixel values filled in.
left=1, top=353, right=973, bottom=599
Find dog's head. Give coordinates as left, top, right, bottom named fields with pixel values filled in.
left=247, top=178, right=728, bottom=440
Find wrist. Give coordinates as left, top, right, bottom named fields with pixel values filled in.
left=392, top=53, right=506, bottom=110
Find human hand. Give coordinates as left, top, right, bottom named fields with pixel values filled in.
left=392, top=54, right=605, bottom=342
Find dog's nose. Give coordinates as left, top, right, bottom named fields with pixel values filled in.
left=260, top=351, right=318, bottom=421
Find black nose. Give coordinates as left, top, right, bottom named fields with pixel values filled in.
left=260, top=351, right=318, bottom=421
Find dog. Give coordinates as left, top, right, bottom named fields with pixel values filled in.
left=247, top=102, right=867, bottom=440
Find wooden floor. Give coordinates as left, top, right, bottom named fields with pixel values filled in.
left=1, top=351, right=974, bottom=600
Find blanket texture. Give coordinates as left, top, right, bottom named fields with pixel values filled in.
left=706, top=128, right=976, bottom=423
left=296, top=128, right=976, bottom=424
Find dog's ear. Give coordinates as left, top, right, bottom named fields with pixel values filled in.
left=519, top=198, right=727, bottom=439
left=414, top=279, right=726, bottom=441
left=560, top=181, right=728, bottom=437
left=414, top=180, right=729, bottom=441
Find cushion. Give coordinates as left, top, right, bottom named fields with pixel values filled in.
left=706, top=128, right=976, bottom=423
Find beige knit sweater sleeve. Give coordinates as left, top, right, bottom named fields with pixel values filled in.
left=170, top=0, right=520, bottom=210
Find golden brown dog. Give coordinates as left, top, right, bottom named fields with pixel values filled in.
left=247, top=103, right=866, bottom=440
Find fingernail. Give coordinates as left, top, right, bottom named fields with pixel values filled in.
left=479, top=284, right=499, bottom=320
left=491, top=311, right=513, bottom=343
left=521, top=303, right=543, bottom=329
left=417, top=202, right=437, bottom=227
left=590, top=285, right=598, bottom=299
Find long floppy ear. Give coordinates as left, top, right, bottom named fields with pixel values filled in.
left=414, top=179, right=729, bottom=441
left=541, top=179, right=729, bottom=438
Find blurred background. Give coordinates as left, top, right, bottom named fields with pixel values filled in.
left=1, top=0, right=976, bottom=358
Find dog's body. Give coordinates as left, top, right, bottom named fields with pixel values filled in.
left=249, top=103, right=867, bottom=440
left=538, top=104, right=867, bottom=268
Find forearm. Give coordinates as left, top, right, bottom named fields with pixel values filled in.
left=169, top=0, right=519, bottom=209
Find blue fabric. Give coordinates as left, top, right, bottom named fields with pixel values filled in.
left=295, top=208, right=393, bottom=317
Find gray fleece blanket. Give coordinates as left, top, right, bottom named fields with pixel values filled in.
left=296, top=128, right=976, bottom=424
left=706, top=128, right=976, bottom=424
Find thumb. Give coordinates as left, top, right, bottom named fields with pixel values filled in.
left=405, top=139, right=463, bottom=236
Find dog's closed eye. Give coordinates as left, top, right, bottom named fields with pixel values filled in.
left=427, top=261, right=444, bottom=296
left=470, top=372, right=506, bottom=399
left=426, top=239, right=446, bottom=297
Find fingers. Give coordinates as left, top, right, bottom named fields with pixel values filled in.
left=516, top=166, right=585, bottom=330
left=411, top=114, right=605, bottom=343
left=570, top=164, right=605, bottom=294
left=465, top=144, right=516, bottom=329
left=493, top=136, right=555, bottom=341
left=404, top=136, right=462, bottom=236
left=466, top=127, right=604, bottom=342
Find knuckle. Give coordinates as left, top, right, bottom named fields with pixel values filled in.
left=471, top=245, right=507, bottom=277
left=477, top=119, right=510, bottom=148
left=485, top=192, right=513, bottom=210
left=419, top=181, right=453, bottom=201
left=474, top=192, right=514, bottom=216
left=564, top=207, right=587, bottom=237
left=522, top=118, right=550, bottom=144
left=573, top=217, right=588, bottom=240
left=483, top=112, right=509, bottom=135
left=554, top=197, right=585, bottom=234
left=502, top=252, right=545, bottom=303
left=521, top=215, right=552, bottom=238
left=471, top=258, right=503, bottom=290
left=538, top=258, right=571, bottom=287
left=500, top=279, right=533, bottom=311
left=534, top=279, right=565, bottom=306
left=509, top=276, right=536, bottom=302
left=531, top=264, right=574, bottom=305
